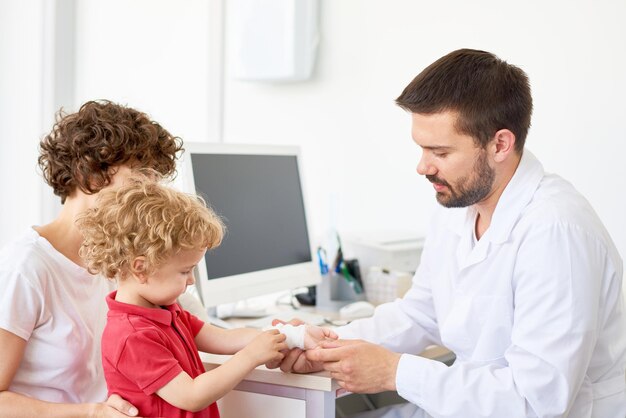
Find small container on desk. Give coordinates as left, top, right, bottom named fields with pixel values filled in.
left=316, top=271, right=366, bottom=311
left=363, top=266, right=413, bottom=305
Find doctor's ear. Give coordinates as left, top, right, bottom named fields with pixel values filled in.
left=490, top=129, right=516, bottom=163
left=130, top=256, right=149, bottom=283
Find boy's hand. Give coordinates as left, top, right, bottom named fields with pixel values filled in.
left=303, top=325, right=338, bottom=350
left=242, top=329, right=288, bottom=366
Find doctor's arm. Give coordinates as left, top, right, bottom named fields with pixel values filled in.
left=0, top=329, right=141, bottom=418
left=319, top=223, right=608, bottom=417
left=275, top=281, right=442, bottom=375
left=277, top=238, right=442, bottom=375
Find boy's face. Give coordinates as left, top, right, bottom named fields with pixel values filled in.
left=140, top=248, right=206, bottom=307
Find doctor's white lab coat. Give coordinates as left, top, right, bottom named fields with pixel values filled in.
left=338, top=151, right=626, bottom=418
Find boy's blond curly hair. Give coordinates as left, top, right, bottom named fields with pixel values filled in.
left=77, top=178, right=224, bottom=279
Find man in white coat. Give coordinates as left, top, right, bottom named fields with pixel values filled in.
left=275, top=49, right=626, bottom=417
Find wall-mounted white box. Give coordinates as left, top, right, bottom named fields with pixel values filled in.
left=228, top=0, right=319, bottom=82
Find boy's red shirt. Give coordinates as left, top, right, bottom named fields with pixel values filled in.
left=102, top=291, right=220, bottom=418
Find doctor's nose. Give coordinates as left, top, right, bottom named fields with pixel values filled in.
left=417, top=155, right=436, bottom=176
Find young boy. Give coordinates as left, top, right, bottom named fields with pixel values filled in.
left=77, top=178, right=336, bottom=417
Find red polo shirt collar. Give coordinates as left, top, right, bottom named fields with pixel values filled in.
left=105, top=291, right=181, bottom=325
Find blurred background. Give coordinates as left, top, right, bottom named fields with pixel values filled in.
left=1, top=0, right=624, bottom=295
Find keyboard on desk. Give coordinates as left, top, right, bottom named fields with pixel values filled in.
left=244, top=310, right=327, bottom=329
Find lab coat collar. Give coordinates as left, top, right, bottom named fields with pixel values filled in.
left=448, top=149, right=544, bottom=241
left=448, top=150, right=544, bottom=269
left=487, top=149, right=544, bottom=244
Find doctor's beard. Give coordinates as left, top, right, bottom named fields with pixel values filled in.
left=427, top=151, right=495, bottom=208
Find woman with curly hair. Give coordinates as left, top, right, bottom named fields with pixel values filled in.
left=0, top=100, right=183, bottom=418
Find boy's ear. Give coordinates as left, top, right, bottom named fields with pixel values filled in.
left=130, top=256, right=148, bottom=284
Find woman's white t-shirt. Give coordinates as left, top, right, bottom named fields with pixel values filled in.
left=0, top=228, right=114, bottom=403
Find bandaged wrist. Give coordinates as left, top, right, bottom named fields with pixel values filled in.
left=265, top=324, right=305, bottom=349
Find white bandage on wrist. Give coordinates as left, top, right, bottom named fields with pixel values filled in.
left=265, top=324, right=305, bottom=349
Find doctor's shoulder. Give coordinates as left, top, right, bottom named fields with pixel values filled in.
left=514, top=174, right=619, bottom=262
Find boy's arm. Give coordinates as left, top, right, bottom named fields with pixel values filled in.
left=157, top=330, right=286, bottom=412
left=194, top=323, right=261, bottom=354
left=195, top=322, right=338, bottom=354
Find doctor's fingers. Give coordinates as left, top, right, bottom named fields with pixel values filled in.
left=319, top=359, right=344, bottom=374
left=279, top=348, right=305, bottom=372
left=318, top=338, right=363, bottom=349
left=305, top=344, right=353, bottom=363
left=321, top=327, right=339, bottom=340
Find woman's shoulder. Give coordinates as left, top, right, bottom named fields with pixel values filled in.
left=0, top=228, right=64, bottom=288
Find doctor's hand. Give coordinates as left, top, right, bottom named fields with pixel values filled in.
left=303, top=325, right=338, bottom=350
left=305, top=339, right=401, bottom=394
left=273, top=347, right=325, bottom=374
left=264, top=318, right=325, bottom=373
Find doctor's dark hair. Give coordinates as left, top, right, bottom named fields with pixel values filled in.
left=77, top=177, right=224, bottom=279
left=395, top=48, right=532, bottom=153
left=38, top=100, right=183, bottom=203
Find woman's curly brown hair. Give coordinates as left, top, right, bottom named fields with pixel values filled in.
left=77, top=177, right=224, bottom=280
left=38, top=100, right=184, bottom=203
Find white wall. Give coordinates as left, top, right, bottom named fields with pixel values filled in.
left=2, top=1, right=625, bottom=284
left=73, top=0, right=219, bottom=144
left=223, top=0, right=626, bottom=264
left=0, top=1, right=45, bottom=243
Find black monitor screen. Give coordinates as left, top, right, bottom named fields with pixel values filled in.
left=190, top=153, right=312, bottom=279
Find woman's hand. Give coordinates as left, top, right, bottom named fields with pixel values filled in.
left=90, top=394, right=152, bottom=418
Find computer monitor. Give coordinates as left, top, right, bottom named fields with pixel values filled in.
left=173, top=142, right=320, bottom=307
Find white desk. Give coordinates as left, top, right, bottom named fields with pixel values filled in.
left=201, top=346, right=452, bottom=418
left=201, top=352, right=338, bottom=418
left=195, top=299, right=454, bottom=418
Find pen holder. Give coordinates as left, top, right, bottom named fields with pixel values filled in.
left=316, top=272, right=366, bottom=311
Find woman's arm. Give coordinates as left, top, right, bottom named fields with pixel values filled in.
left=0, top=329, right=139, bottom=418
left=158, top=329, right=287, bottom=412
